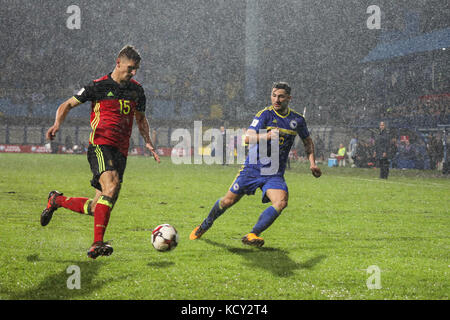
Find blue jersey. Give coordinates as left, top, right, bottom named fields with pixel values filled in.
left=244, top=105, right=310, bottom=176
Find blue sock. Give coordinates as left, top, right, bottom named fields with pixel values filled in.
left=251, top=206, right=281, bottom=235
left=201, top=199, right=226, bottom=230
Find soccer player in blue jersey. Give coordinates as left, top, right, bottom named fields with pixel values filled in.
left=190, top=82, right=321, bottom=246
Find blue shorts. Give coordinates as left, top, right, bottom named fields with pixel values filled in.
left=229, top=168, right=288, bottom=203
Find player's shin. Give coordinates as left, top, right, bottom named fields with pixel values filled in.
left=251, top=206, right=281, bottom=235
left=56, top=196, right=92, bottom=215
left=200, top=199, right=226, bottom=230
left=93, top=196, right=113, bottom=243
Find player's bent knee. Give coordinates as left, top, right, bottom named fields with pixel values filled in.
left=274, top=200, right=288, bottom=212
left=102, top=182, right=120, bottom=199
left=220, top=196, right=238, bottom=209
left=220, top=198, right=233, bottom=209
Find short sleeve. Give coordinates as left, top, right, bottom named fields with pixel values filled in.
left=136, top=87, right=146, bottom=113
left=73, top=82, right=94, bottom=104
left=296, top=116, right=310, bottom=139
left=248, top=110, right=269, bottom=132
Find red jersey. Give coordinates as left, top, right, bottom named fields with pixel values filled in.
left=73, top=73, right=146, bottom=156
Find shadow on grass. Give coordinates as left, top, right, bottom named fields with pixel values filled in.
left=8, top=256, right=106, bottom=300
left=203, top=239, right=326, bottom=277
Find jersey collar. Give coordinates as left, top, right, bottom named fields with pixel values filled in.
left=270, top=105, right=291, bottom=118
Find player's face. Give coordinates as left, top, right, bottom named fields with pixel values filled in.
left=271, top=88, right=291, bottom=114
left=117, top=57, right=140, bottom=82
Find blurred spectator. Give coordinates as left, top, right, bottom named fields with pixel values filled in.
left=397, top=137, right=415, bottom=169
left=65, top=135, right=73, bottom=153
left=379, top=97, right=449, bottom=128
left=330, top=143, right=347, bottom=167
left=428, top=133, right=444, bottom=170
left=354, top=141, right=367, bottom=168
left=337, top=143, right=346, bottom=167
left=374, top=121, right=390, bottom=179
left=73, top=144, right=83, bottom=154
left=390, top=137, right=398, bottom=168
left=314, top=136, right=325, bottom=163
left=348, top=136, right=358, bottom=167
left=355, top=140, right=374, bottom=168
left=152, top=129, right=158, bottom=150
left=417, top=140, right=430, bottom=170
left=50, top=140, right=58, bottom=154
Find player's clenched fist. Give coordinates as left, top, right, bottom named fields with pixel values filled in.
left=46, top=125, right=59, bottom=140
left=311, top=165, right=322, bottom=178
left=267, top=128, right=279, bottom=140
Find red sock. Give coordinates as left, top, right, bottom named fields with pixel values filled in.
left=93, top=197, right=113, bottom=243
left=56, top=196, right=90, bottom=214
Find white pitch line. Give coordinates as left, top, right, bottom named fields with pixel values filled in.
left=332, top=175, right=450, bottom=189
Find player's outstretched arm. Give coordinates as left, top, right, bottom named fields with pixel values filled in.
left=135, top=111, right=160, bottom=163
left=46, top=97, right=81, bottom=140
left=302, top=136, right=322, bottom=178
left=244, top=128, right=279, bottom=145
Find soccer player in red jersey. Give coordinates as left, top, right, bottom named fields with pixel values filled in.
left=41, top=45, right=160, bottom=259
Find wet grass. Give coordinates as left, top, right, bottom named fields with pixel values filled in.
left=0, top=153, right=448, bottom=300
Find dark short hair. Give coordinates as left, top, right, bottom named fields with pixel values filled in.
left=118, top=45, right=141, bottom=63
left=272, top=82, right=291, bottom=95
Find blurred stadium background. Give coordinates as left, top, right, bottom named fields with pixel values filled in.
left=0, top=0, right=448, bottom=170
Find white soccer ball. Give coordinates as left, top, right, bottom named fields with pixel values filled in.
left=151, top=224, right=179, bottom=252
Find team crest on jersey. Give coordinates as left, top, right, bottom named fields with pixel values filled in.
left=289, top=120, right=298, bottom=129
left=232, top=183, right=240, bottom=191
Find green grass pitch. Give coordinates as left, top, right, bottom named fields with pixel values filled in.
left=0, top=153, right=448, bottom=300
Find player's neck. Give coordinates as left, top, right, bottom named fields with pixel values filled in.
left=279, top=108, right=289, bottom=116
left=110, top=69, right=127, bottom=85
left=274, top=106, right=289, bottom=116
